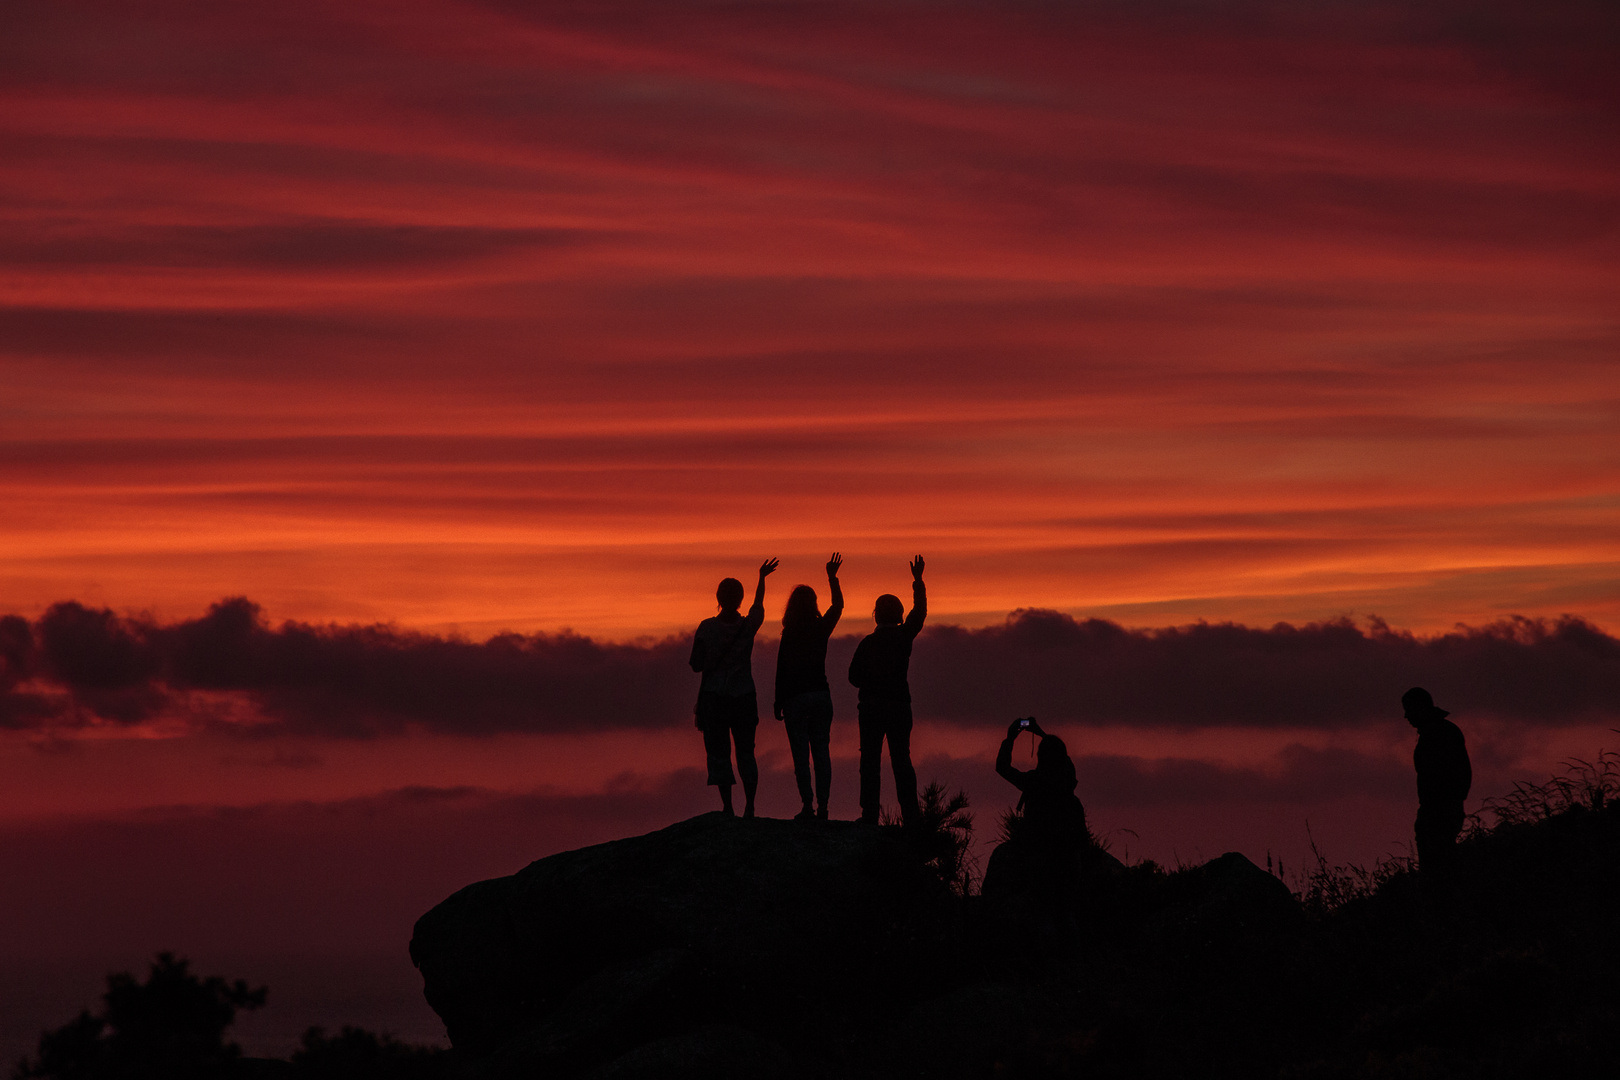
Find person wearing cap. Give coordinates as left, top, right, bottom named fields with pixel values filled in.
left=1402, top=686, right=1472, bottom=871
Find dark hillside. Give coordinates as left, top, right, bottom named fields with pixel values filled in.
left=410, top=775, right=1619, bottom=1079
left=1275, top=801, right=1620, bottom=1079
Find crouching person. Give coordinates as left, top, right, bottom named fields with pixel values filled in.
left=981, top=718, right=1115, bottom=946
left=994, top=717, right=1087, bottom=850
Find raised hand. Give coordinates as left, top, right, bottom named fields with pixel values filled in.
left=826, top=552, right=842, bottom=578
left=1008, top=717, right=1040, bottom=738
left=910, top=554, right=925, bottom=581
left=759, top=557, right=780, bottom=577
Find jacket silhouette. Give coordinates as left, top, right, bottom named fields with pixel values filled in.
left=1403, top=686, right=1471, bottom=871
left=847, top=589, right=926, bottom=708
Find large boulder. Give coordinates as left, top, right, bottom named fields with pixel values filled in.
left=410, top=813, right=937, bottom=1076
left=979, top=841, right=1299, bottom=964
left=978, top=836, right=1130, bottom=955
left=1153, top=851, right=1301, bottom=941
left=980, top=837, right=1126, bottom=904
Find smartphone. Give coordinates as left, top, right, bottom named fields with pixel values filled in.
left=1018, top=718, right=1032, bottom=729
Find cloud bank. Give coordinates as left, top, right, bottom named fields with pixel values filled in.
left=0, top=598, right=690, bottom=735
left=3, top=599, right=1615, bottom=736
left=913, top=610, right=1620, bottom=728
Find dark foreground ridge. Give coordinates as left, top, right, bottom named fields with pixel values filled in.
left=410, top=798, right=1620, bottom=1080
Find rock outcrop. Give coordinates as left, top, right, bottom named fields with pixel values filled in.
left=1151, top=850, right=1301, bottom=940
left=410, top=809, right=1312, bottom=1078
left=410, top=813, right=941, bottom=1077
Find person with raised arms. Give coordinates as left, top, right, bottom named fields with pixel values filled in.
left=689, top=558, right=778, bottom=817
left=995, top=717, right=1088, bottom=851
left=848, top=555, right=926, bottom=825
left=774, top=553, right=845, bottom=821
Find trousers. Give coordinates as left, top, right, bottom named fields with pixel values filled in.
left=782, top=689, right=834, bottom=811
left=1415, top=801, right=1465, bottom=872
left=696, top=692, right=758, bottom=788
left=858, top=700, right=917, bottom=823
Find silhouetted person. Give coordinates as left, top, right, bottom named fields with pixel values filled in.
left=690, top=558, right=778, bottom=817
left=774, top=553, right=845, bottom=821
left=848, top=555, right=926, bottom=824
left=982, top=717, right=1105, bottom=939
left=995, top=717, right=1088, bottom=851
left=1404, top=686, right=1471, bottom=872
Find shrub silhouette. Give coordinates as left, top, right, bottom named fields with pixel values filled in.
left=14, top=953, right=265, bottom=1080
left=889, top=780, right=976, bottom=895
left=291, top=1026, right=451, bottom=1080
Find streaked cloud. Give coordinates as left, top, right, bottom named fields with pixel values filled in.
left=0, top=0, right=1615, bottom=636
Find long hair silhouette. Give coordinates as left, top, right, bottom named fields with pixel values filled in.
left=1036, top=734, right=1078, bottom=793
left=783, top=584, right=821, bottom=629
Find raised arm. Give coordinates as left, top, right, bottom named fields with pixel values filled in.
left=996, top=719, right=1032, bottom=788
left=823, top=552, right=844, bottom=632
left=903, top=554, right=927, bottom=638
left=746, top=557, right=778, bottom=632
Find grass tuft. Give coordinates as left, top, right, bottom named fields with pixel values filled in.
left=884, top=780, right=978, bottom=896
left=1476, top=749, right=1620, bottom=829
left=1291, top=748, right=1618, bottom=914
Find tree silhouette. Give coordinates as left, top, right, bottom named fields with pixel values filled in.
left=14, top=953, right=266, bottom=1080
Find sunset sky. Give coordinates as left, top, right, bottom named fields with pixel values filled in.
left=3, top=0, right=1618, bottom=1062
